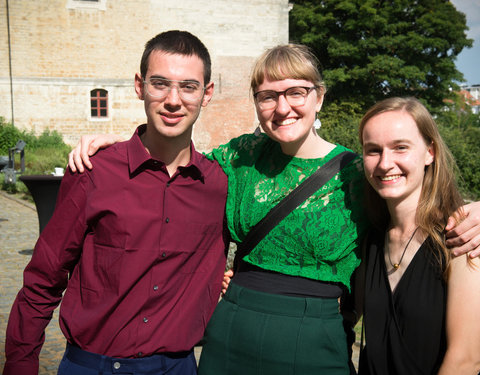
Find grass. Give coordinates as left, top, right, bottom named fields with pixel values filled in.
left=0, top=174, right=33, bottom=202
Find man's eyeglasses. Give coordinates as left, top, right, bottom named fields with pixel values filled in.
left=143, top=78, right=205, bottom=103
left=253, top=86, right=317, bottom=110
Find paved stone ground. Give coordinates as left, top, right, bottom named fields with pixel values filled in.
left=0, top=191, right=66, bottom=374
left=0, top=191, right=359, bottom=374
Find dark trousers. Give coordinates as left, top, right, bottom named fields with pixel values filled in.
left=57, top=343, right=197, bottom=375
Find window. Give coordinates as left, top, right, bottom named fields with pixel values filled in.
left=90, top=89, right=108, bottom=118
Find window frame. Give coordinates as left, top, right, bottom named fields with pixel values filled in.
left=90, top=88, right=109, bottom=120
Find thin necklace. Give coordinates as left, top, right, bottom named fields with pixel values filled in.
left=386, top=226, right=419, bottom=275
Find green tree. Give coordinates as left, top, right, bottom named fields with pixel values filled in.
left=438, top=91, right=480, bottom=130
left=318, top=101, right=362, bottom=152
left=290, top=0, right=472, bottom=112
left=437, top=94, right=480, bottom=200
left=439, top=124, right=480, bottom=200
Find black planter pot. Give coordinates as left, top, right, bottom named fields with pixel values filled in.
left=19, top=175, right=63, bottom=233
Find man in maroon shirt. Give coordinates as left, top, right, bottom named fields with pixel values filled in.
left=3, top=31, right=229, bottom=375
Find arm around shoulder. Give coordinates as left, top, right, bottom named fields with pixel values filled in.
left=438, top=255, right=480, bottom=374
left=445, top=201, right=480, bottom=258
left=68, top=133, right=124, bottom=173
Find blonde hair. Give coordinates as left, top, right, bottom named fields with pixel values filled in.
left=359, top=97, right=464, bottom=271
left=250, top=44, right=326, bottom=97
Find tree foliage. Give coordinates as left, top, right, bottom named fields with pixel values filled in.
left=318, top=100, right=362, bottom=153
left=436, top=96, right=480, bottom=199
left=438, top=124, right=480, bottom=200
left=290, top=0, right=473, bottom=112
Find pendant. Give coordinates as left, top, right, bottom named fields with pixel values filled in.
left=393, top=263, right=399, bottom=269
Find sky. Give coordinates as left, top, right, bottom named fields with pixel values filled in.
left=450, top=0, right=480, bottom=86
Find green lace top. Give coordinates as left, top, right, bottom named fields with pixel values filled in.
left=208, top=133, right=369, bottom=290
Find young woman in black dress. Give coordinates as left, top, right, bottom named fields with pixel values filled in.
left=358, top=97, right=480, bottom=374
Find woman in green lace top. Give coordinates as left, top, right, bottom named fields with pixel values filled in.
left=197, top=44, right=367, bottom=375
left=208, top=131, right=366, bottom=288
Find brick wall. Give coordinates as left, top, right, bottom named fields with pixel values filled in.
left=0, top=0, right=290, bottom=151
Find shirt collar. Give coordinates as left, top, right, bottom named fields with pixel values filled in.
left=127, top=124, right=205, bottom=181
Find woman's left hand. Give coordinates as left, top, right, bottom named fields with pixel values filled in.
left=222, top=269, right=234, bottom=296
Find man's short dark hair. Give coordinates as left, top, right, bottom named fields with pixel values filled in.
left=140, top=30, right=212, bottom=85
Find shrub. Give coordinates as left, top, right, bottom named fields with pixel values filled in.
left=0, top=117, right=25, bottom=154
left=0, top=118, right=71, bottom=195
left=318, top=101, right=363, bottom=153
left=439, top=124, right=480, bottom=200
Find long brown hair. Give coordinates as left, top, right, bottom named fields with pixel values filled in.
left=359, top=97, right=464, bottom=271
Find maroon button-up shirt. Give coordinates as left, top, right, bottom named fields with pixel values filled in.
left=4, top=125, right=229, bottom=375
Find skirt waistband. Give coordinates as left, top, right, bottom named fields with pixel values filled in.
left=224, top=281, right=341, bottom=318
left=234, top=261, right=343, bottom=298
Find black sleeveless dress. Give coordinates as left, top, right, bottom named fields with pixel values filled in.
left=358, top=231, right=447, bottom=375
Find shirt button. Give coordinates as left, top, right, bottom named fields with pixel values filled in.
left=165, top=217, right=169, bottom=223
left=153, top=285, right=158, bottom=291
left=162, top=252, right=166, bottom=257
left=143, top=317, right=148, bottom=323
left=166, top=182, right=170, bottom=187
left=113, top=362, right=121, bottom=369
left=138, top=352, right=143, bottom=357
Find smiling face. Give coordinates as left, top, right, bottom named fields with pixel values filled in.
left=135, top=50, right=214, bottom=143
left=254, top=77, right=323, bottom=156
left=362, top=110, right=434, bottom=208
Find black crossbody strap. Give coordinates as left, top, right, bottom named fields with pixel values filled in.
left=235, top=151, right=357, bottom=265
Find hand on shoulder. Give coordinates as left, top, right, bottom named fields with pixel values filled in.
left=445, top=201, right=480, bottom=258
left=68, top=134, right=124, bottom=173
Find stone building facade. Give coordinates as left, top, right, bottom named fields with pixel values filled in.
left=0, top=0, right=290, bottom=150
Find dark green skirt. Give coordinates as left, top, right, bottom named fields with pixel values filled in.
left=198, top=281, right=351, bottom=375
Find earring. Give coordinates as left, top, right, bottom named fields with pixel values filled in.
left=314, top=118, right=322, bottom=129
left=254, top=126, right=261, bottom=136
